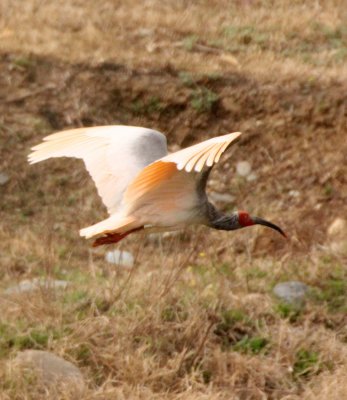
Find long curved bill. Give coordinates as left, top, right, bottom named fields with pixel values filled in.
left=252, top=217, right=287, bottom=238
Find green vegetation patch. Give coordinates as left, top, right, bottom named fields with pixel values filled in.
left=0, top=323, right=63, bottom=357
left=214, top=308, right=270, bottom=354
left=275, top=302, right=302, bottom=322
left=178, top=71, right=196, bottom=87
left=214, top=308, right=255, bottom=349
left=293, top=349, right=321, bottom=378
left=312, top=277, right=347, bottom=312
left=130, top=96, right=164, bottom=116
left=182, top=35, right=199, bottom=51
left=11, top=56, right=36, bottom=70
left=233, top=335, right=269, bottom=355
left=190, top=88, right=219, bottom=113
left=161, top=299, right=189, bottom=323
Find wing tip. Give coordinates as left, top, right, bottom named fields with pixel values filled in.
left=27, top=153, right=38, bottom=164
left=162, top=131, right=243, bottom=173
left=27, top=150, right=49, bottom=164
left=227, top=131, right=242, bottom=140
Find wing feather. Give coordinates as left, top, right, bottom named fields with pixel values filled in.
left=125, top=161, right=178, bottom=205
left=29, top=128, right=242, bottom=238
left=161, top=131, right=242, bottom=172
left=79, top=215, right=138, bottom=239
left=28, top=125, right=168, bottom=214
left=205, top=142, right=224, bottom=167
left=184, top=143, right=216, bottom=172
left=126, top=164, right=200, bottom=227
left=124, top=132, right=242, bottom=217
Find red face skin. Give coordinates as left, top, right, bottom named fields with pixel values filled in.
left=238, top=211, right=255, bottom=227
left=237, top=210, right=287, bottom=238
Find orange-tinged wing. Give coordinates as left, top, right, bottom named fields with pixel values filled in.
left=124, top=132, right=242, bottom=221
left=125, top=161, right=180, bottom=208
left=161, top=131, right=242, bottom=172
left=125, top=162, right=200, bottom=227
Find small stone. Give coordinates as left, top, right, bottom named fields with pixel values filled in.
left=273, top=119, right=285, bottom=128
left=4, top=278, right=69, bottom=295
left=329, top=241, right=347, bottom=255
left=12, top=350, right=84, bottom=391
left=273, top=281, right=309, bottom=306
left=136, top=28, right=153, bottom=37
left=327, top=218, right=347, bottom=238
left=327, top=218, right=347, bottom=256
left=236, top=161, right=251, bottom=177
left=146, top=42, right=157, bottom=53
left=105, top=249, right=134, bottom=268
left=162, top=231, right=181, bottom=239
left=289, top=190, right=300, bottom=198
left=209, top=191, right=235, bottom=204
left=0, top=172, right=9, bottom=185
left=246, top=172, right=257, bottom=182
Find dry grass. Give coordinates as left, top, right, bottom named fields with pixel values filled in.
left=1, top=0, right=347, bottom=79
left=1, top=0, right=347, bottom=399
left=0, top=237, right=346, bottom=399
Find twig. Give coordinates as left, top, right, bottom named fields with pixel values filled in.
left=4, top=84, right=56, bottom=103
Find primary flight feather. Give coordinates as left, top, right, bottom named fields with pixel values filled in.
left=29, top=125, right=285, bottom=246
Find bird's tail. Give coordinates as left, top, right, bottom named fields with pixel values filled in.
left=79, top=215, right=138, bottom=239
left=92, top=227, right=144, bottom=247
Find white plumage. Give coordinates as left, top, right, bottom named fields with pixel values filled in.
left=29, top=126, right=167, bottom=214
left=28, top=126, right=242, bottom=244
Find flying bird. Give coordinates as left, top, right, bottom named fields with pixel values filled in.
left=28, top=125, right=285, bottom=246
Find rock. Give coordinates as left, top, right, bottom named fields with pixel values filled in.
left=105, top=249, right=134, bottom=268
left=12, top=350, right=84, bottom=391
left=246, top=172, right=257, bottom=182
left=329, top=241, right=347, bottom=256
left=236, top=161, right=251, bottom=177
left=314, top=203, right=322, bottom=210
left=327, top=218, right=347, bottom=238
left=136, top=28, right=153, bottom=37
left=273, top=281, right=309, bottom=306
left=0, top=172, right=9, bottom=185
left=162, top=231, right=182, bottom=239
left=327, top=218, right=347, bottom=256
left=289, top=190, right=300, bottom=198
left=4, top=278, right=69, bottom=295
left=209, top=191, right=235, bottom=204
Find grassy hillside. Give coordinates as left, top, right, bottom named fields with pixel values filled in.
left=0, top=1, right=346, bottom=398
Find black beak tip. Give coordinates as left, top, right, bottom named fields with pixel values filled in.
left=252, top=216, right=287, bottom=239
left=279, top=228, right=288, bottom=239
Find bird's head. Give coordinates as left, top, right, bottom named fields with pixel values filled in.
left=237, top=210, right=287, bottom=238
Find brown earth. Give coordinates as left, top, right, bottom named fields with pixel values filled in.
left=1, top=52, right=346, bottom=254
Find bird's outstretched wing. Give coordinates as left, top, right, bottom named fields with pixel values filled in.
left=28, top=126, right=168, bottom=214
left=124, top=132, right=242, bottom=219
left=161, top=131, right=242, bottom=172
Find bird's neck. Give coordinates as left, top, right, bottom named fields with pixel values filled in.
left=206, top=203, right=240, bottom=231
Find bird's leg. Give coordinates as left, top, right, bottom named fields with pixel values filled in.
left=92, top=232, right=128, bottom=247
left=92, top=227, right=144, bottom=247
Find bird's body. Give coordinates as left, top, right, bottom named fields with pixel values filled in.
left=29, top=125, right=285, bottom=245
